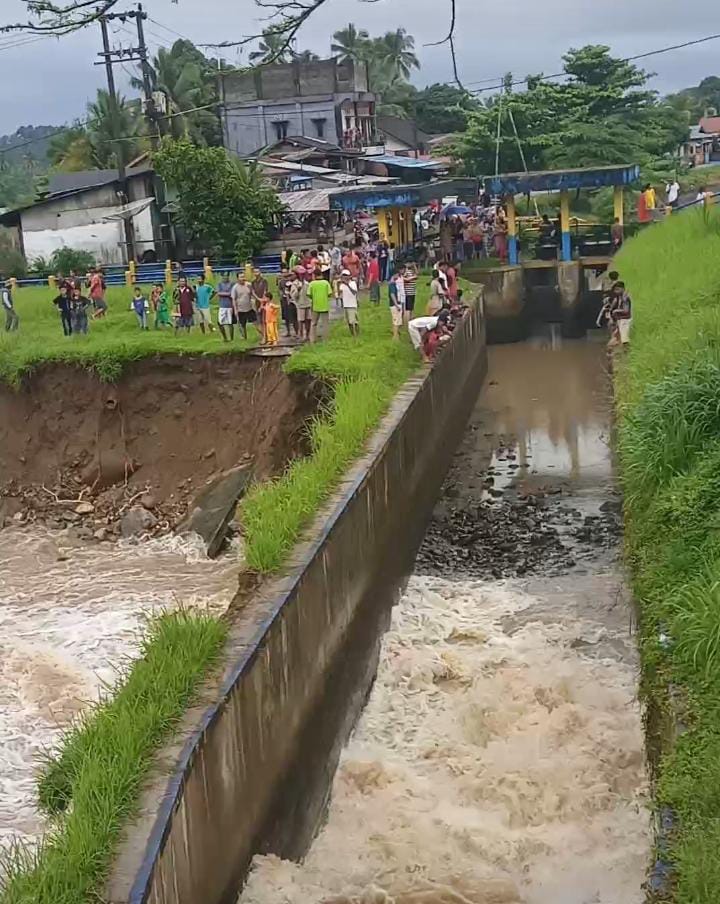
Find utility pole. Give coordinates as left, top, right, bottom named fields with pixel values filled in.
left=133, top=4, right=160, bottom=149
left=98, top=14, right=137, bottom=264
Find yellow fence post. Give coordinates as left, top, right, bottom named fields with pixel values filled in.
left=165, top=260, right=173, bottom=286
left=613, top=186, right=624, bottom=225
left=48, top=275, right=57, bottom=290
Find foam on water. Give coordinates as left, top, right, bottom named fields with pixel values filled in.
left=241, top=575, right=649, bottom=904
left=0, top=526, right=239, bottom=848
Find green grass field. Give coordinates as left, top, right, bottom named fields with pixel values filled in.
left=615, top=208, right=720, bottom=903
left=0, top=283, right=268, bottom=383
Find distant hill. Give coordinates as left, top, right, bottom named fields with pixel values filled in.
left=0, top=125, right=62, bottom=166
left=666, top=77, right=720, bottom=120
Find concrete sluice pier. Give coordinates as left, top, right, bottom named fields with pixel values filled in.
left=238, top=335, right=649, bottom=904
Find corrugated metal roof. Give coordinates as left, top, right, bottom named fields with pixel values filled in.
left=364, top=154, right=445, bottom=169
left=279, top=189, right=333, bottom=212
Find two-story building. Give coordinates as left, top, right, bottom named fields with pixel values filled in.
left=220, top=58, right=378, bottom=158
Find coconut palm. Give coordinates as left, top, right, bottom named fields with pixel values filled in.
left=331, top=23, right=370, bottom=64
left=131, top=41, right=220, bottom=146
left=249, top=28, right=295, bottom=64
left=86, top=89, right=141, bottom=168
left=376, top=28, right=419, bottom=80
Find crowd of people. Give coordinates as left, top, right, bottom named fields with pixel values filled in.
left=2, top=249, right=468, bottom=366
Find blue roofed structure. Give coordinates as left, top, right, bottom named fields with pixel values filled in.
left=484, top=164, right=640, bottom=196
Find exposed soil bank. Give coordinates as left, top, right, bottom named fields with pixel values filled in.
left=0, top=355, right=324, bottom=533
left=242, top=333, right=650, bottom=904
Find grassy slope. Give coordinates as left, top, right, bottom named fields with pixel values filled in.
left=615, top=209, right=720, bottom=903
left=0, top=283, right=267, bottom=383
left=241, top=288, right=431, bottom=572
left=0, top=612, right=227, bottom=904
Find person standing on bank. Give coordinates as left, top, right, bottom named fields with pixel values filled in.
left=174, top=276, right=195, bottom=334
left=194, top=275, right=215, bottom=335
left=217, top=271, right=236, bottom=341
left=308, top=268, right=332, bottom=343
left=251, top=268, right=269, bottom=344
left=339, top=269, right=359, bottom=337
left=1, top=277, right=18, bottom=332
left=388, top=269, right=405, bottom=341
left=71, top=287, right=91, bottom=335
left=231, top=273, right=254, bottom=341
left=403, top=263, right=418, bottom=322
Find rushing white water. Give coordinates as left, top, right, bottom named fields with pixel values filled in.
left=241, top=574, right=648, bottom=904
left=0, top=526, right=239, bottom=849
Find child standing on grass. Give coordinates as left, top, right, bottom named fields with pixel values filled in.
left=262, top=292, right=279, bottom=346
left=151, top=282, right=172, bottom=328
left=132, top=287, right=149, bottom=329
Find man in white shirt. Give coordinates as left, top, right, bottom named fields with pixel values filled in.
left=317, top=245, right=332, bottom=281
left=666, top=179, right=680, bottom=208
left=339, top=269, right=359, bottom=337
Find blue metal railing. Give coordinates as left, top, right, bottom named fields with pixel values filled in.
left=16, top=254, right=283, bottom=289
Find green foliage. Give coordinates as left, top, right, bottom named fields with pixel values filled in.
left=154, top=138, right=281, bottom=259
left=131, top=40, right=222, bottom=146
left=48, top=247, right=96, bottom=275
left=666, top=75, right=720, bottom=122
left=330, top=24, right=419, bottom=116
left=458, top=45, right=688, bottom=176
left=615, top=210, right=720, bottom=902
left=0, top=282, right=266, bottom=384
left=86, top=89, right=143, bottom=169
left=0, top=160, right=36, bottom=209
left=0, top=233, right=27, bottom=278
left=0, top=610, right=226, bottom=904
left=411, top=83, right=479, bottom=134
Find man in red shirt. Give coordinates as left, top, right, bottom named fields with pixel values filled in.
left=173, top=276, right=196, bottom=333
left=366, top=252, right=380, bottom=304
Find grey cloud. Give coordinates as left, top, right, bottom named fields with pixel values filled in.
left=0, top=0, right=718, bottom=132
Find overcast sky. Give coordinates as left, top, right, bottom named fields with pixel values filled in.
left=1, top=0, right=718, bottom=135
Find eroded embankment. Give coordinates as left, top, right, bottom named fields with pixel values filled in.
left=0, top=352, right=326, bottom=856
left=0, top=354, right=324, bottom=534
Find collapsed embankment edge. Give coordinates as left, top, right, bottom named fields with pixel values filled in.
left=109, top=297, right=488, bottom=904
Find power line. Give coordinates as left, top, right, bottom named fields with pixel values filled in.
left=146, top=16, right=193, bottom=44
left=467, top=31, right=720, bottom=96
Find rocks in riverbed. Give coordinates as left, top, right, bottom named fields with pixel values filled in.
left=120, top=506, right=158, bottom=538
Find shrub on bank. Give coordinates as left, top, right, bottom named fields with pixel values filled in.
left=615, top=209, right=720, bottom=903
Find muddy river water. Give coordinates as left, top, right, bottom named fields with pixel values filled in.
left=241, top=335, right=650, bottom=904
left=0, top=531, right=239, bottom=848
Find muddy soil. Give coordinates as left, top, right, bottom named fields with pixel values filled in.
left=0, top=355, right=325, bottom=534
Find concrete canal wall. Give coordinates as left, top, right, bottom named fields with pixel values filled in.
left=109, top=297, right=488, bottom=904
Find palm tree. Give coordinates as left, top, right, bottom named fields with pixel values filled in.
left=331, top=23, right=370, bottom=64
left=249, top=28, right=294, bottom=64
left=86, top=89, right=141, bottom=169
left=131, top=42, right=219, bottom=145
left=376, top=29, right=419, bottom=80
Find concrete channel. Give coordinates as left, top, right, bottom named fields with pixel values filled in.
left=111, top=307, right=649, bottom=904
